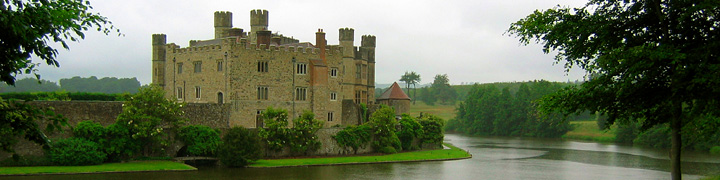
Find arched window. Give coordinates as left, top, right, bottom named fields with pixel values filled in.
left=217, top=92, right=224, bottom=104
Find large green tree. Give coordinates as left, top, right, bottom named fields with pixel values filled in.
left=1, top=0, right=116, bottom=155
left=399, top=71, right=421, bottom=104
left=508, top=0, right=720, bottom=179
left=430, top=74, right=457, bottom=105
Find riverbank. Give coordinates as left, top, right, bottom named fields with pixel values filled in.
left=0, top=161, right=196, bottom=176
left=249, top=143, right=471, bottom=168
left=562, top=121, right=617, bottom=143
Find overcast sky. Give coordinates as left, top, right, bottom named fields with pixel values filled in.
left=25, top=0, right=589, bottom=86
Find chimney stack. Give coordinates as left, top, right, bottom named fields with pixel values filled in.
left=256, top=30, right=271, bottom=49
left=316, top=29, right=326, bottom=62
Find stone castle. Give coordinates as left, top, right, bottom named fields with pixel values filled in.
left=151, top=9, right=376, bottom=128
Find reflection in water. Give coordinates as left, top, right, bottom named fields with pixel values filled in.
left=4, top=134, right=719, bottom=180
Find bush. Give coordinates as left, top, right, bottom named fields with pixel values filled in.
left=369, top=105, right=401, bottom=153
left=218, top=127, right=262, bottom=167
left=333, top=125, right=372, bottom=154
left=258, top=107, right=290, bottom=152
left=73, top=120, right=108, bottom=144
left=615, top=121, right=639, bottom=144
left=710, top=146, right=720, bottom=155
left=398, top=114, right=422, bottom=151
left=48, top=138, right=107, bottom=166
left=178, top=125, right=221, bottom=156
left=288, top=111, right=324, bottom=155
left=104, top=123, right=140, bottom=162
left=418, top=114, right=445, bottom=148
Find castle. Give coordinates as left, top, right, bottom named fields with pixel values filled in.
left=151, top=10, right=376, bottom=128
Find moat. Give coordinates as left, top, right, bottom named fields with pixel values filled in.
left=7, top=134, right=720, bottom=180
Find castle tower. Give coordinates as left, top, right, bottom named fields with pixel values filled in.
left=250, top=9, right=269, bottom=43
left=214, top=11, right=232, bottom=39
left=339, top=28, right=354, bottom=58
left=361, top=35, right=377, bottom=102
left=151, top=34, right=167, bottom=86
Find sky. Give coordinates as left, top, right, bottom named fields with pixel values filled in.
left=24, top=0, right=590, bottom=86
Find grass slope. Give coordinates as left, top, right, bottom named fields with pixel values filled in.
left=0, top=161, right=196, bottom=176
left=563, top=121, right=617, bottom=142
left=408, top=101, right=456, bottom=120
left=249, top=143, right=470, bottom=168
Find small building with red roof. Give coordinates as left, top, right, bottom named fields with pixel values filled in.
left=377, top=82, right=411, bottom=116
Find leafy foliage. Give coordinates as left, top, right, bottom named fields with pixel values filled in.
left=73, top=121, right=108, bottom=144
left=0, top=92, right=128, bottom=101
left=218, top=127, right=262, bottom=167
left=418, top=114, right=445, bottom=148
left=429, top=74, right=457, bottom=105
left=400, top=71, right=421, bottom=103
left=448, top=81, right=571, bottom=138
left=0, top=0, right=118, bottom=85
left=48, top=137, right=106, bottom=166
left=333, top=125, right=372, bottom=154
left=0, top=78, right=60, bottom=93
left=397, top=114, right=422, bottom=151
left=59, top=76, right=140, bottom=94
left=177, top=125, right=221, bottom=156
left=0, top=97, right=67, bottom=153
left=508, top=1, right=720, bottom=178
left=258, top=107, right=290, bottom=152
left=288, top=111, right=324, bottom=155
left=114, top=85, right=185, bottom=157
left=369, top=105, right=401, bottom=153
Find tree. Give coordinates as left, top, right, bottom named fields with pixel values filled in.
left=1, top=0, right=116, bottom=156
left=288, top=111, right=324, bottom=155
left=258, top=107, right=290, bottom=153
left=0, top=78, right=60, bottom=93
left=0, top=0, right=118, bottom=85
left=115, top=85, right=186, bottom=157
left=399, top=71, right=421, bottom=104
left=369, top=105, right=401, bottom=153
left=508, top=1, right=720, bottom=179
left=430, top=74, right=457, bottom=105
left=218, top=127, right=262, bottom=167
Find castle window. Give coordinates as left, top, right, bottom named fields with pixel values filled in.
left=177, top=63, right=183, bottom=74
left=195, top=86, right=201, bottom=99
left=257, top=86, right=268, bottom=100
left=217, top=61, right=223, bottom=71
left=330, top=92, right=337, bottom=101
left=257, top=61, right=268, bottom=72
left=355, top=64, right=361, bottom=78
left=256, top=110, right=264, bottom=128
left=217, top=92, right=223, bottom=104
left=354, top=90, right=361, bottom=104
left=330, top=68, right=338, bottom=77
left=295, top=87, right=307, bottom=101
left=296, top=63, right=307, bottom=75
left=362, top=64, right=368, bottom=79
left=194, top=61, right=202, bottom=73
left=327, top=112, right=334, bottom=122
left=176, top=87, right=183, bottom=100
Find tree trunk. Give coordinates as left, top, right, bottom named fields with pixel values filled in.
left=670, top=108, right=682, bottom=180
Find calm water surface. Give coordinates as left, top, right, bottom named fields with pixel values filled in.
left=6, top=134, right=720, bottom=180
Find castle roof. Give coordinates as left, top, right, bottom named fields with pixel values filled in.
left=378, top=82, right=410, bottom=100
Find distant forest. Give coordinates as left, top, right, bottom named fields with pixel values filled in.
left=0, top=76, right=141, bottom=94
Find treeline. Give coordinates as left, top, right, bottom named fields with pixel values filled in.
left=0, top=92, right=128, bottom=101
left=0, top=76, right=140, bottom=94
left=445, top=80, right=574, bottom=138
left=611, top=116, right=720, bottom=154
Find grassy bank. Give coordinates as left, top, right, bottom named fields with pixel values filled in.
left=408, top=101, right=456, bottom=121
left=249, top=143, right=471, bottom=168
left=562, top=121, right=616, bottom=143
left=0, top=161, right=196, bottom=176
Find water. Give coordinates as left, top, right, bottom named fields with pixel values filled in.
left=5, top=134, right=720, bottom=180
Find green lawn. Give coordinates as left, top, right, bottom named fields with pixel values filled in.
left=563, top=121, right=617, bottom=143
left=408, top=101, right=457, bottom=120
left=0, top=161, right=196, bottom=176
left=249, top=143, right=471, bottom=168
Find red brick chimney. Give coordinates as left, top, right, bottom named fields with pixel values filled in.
left=316, top=29, right=326, bottom=63
left=256, top=30, right=271, bottom=49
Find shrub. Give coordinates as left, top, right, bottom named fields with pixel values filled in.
left=258, top=107, right=290, bottom=152
left=615, top=121, right=638, bottom=144
left=634, top=125, right=671, bottom=148
left=178, top=125, right=221, bottom=156
left=104, top=123, right=140, bottom=162
left=418, top=114, right=445, bottom=148
left=710, top=146, right=720, bottom=155
left=288, top=111, right=324, bottom=155
left=369, top=105, right=401, bottom=153
left=48, top=138, right=107, bottom=166
left=333, top=125, right=372, bottom=154
left=73, top=120, right=107, bottom=144
left=398, top=114, right=422, bottom=151
left=218, top=127, right=262, bottom=167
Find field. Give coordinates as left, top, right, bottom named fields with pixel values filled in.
left=408, top=101, right=457, bottom=120
left=563, top=121, right=617, bottom=142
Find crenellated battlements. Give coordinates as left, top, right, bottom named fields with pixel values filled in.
left=339, top=28, right=354, bottom=41
left=152, top=34, right=167, bottom=45
left=361, top=35, right=376, bottom=47
left=214, top=11, right=232, bottom=28
left=250, top=9, right=269, bottom=26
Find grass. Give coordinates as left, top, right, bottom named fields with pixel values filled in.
left=0, top=161, right=196, bottom=176
left=249, top=143, right=471, bottom=168
left=562, top=121, right=617, bottom=143
left=408, top=101, right=457, bottom=120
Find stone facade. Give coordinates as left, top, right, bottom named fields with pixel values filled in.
left=152, top=9, right=376, bottom=128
